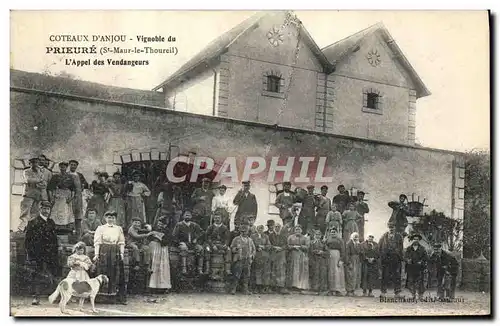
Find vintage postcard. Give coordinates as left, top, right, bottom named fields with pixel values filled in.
left=9, top=10, right=491, bottom=317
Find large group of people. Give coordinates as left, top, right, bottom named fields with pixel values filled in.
left=17, top=155, right=459, bottom=306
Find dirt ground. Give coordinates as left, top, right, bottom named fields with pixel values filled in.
left=10, top=290, right=491, bottom=317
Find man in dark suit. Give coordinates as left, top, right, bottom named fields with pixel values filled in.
left=24, top=201, right=59, bottom=305
left=404, top=233, right=428, bottom=300
left=233, top=181, right=258, bottom=227
left=379, top=223, right=404, bottom=298
left=430, top=243, right=459, bottom=300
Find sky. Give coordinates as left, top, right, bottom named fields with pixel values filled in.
left=10, top=10, right=490, bottom=152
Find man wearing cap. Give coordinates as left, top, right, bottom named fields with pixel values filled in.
left=379, top=224, right=404, bottom=298
left=360, top=234, right=379, bottom=297
left=333, top=185, right=351, bottom=215
left=18, top=157, right=46, bottom=232
left=298, top=185, right=316, bottom=235
left=404, top=233, right=428, bottom=300
left=211, top=185, right=231, bottom=228
left=275, top=182, right=297, bottom=224
left=38, top=155, right=52, bottom=201
left=191, top=177, right=214, bottom=231
left=388, top=194, right=411, bottom=236
left=24, top=201, right=59, bottom=305
left=233, top=181, right=258, bottom=228
left=68, top=160, right=89, bottom=237
left=430, top=243, right=459, bottom=300
left=126, top=171, right=151, bottom=224
left=314, top=185, right=331, bottom=234
left=205, top=210, right=232, bottom=275
left=229, top=223, right=256, bottom=295
left=47, top=162, right=76, bottom=231
left=172, top=210, right=205, bottom=274
left=355, top=191, right=370, bottom=242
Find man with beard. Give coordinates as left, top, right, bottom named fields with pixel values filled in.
left=332, top=184, right=351, bottom=214
left=204, top=210, right=231, bottom=276
left=233, top=181, right=257, bottom=227
left=190, top=178, right=214, bottom=231
left=314, top=185, right=331, bottom=234
left=404, top=233, right=428, bottom=300
left=299, top=185, right=316, bottom=235
left=379, top=224, right=404, bottom=298
left=229, top=223, right=256, bottom=295
left=18, top=157, right=46, bottom=232
left=172, top=210, right=204, bottom=275
left=25, top=201, right=59, bottom=305
left=275, top=182, right=296, bottom=225
left=360, top=234, right=379, bottom=297
left=68, top=160, right=89, bottom=237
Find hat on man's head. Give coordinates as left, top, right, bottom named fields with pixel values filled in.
left=131, top=217, right=142, bottom=223
left=266, top=219, right=275, bottom=226
left=357, top=191, right=365, bottom=196
left=218, top=184, right=227, bottom=190
left=29, top=157, right=40, bottom=163
left=409, top=233, right=422, bottom=241
left=242, top=180, right=250, bottom=185
left=399, top=194, right=408, bottom=200
left=337, top=184, right=345, bottom=190
left=40, top=201, right=52, bottom=208
left=202, top=177, right=211, bottom=182
left=283, top=181, right=291, bottom=186
left=306, top=185, right=315, bottom=189
left=59, top=161, right=69, bottom=167
left=69, top=160, right=79, bottom=165
left=99, top=172, right=109, bottom=178
left=320, top=185, right=328, bottom=190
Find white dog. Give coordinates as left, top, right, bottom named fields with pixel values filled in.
left=48, top=274, right=109, bottom=314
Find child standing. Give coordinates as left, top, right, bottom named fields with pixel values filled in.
left=67, top=241, right=93, bottom=281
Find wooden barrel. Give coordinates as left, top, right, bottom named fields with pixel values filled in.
left=209, top=251, right=225, bottom=281
left=206, top=280, right=227, bottom=293
left=169, top=247, right=180, bottom=271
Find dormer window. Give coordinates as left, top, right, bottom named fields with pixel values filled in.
left=362, top=88, right=384, bottom=115
left=267, top=75, right=281, bottom=93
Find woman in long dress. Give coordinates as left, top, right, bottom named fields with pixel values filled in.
left=87, top=172, right=110, bottom=223
left=66, top=241, right=92, bottom=282
left=325, top=227, right=346, bottom=296
left=93, top=210, right=127, bottom=304
left=309, top=229, right=328, bottom=294
left=148, top=218, right=172, bottom=293
left=286, top=225, right=310, bottom=291
left=126, top=171, right=151, bottom=225
left=47, top=162, right=75, bottom=230
left=345, top=232, right=362, bottom=296
left=250, top=225, right=272, bottom=293
left=107, top=172, right=127, bottom=227
left=324, top=203, right=342, bottom=241
left=342, top=202, right=360, bottom=243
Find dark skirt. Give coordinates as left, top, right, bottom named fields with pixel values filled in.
left=96, top=244, right=126, bottom=297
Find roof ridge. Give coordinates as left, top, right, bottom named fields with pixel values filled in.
left=321, top=22, right=382, bottom=51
